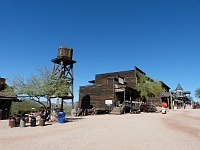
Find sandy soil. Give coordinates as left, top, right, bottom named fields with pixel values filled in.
left=0, top=109, right=200, bottom=150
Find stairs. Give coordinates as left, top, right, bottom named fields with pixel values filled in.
left=110, top=107, right=121, bottom=115
left=110, top=102, right=126, bottom=115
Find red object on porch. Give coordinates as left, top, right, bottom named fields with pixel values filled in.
left=162, top=102, right=167, bottom=108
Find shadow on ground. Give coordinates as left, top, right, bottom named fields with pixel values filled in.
left=65, top=117, right=85, bottom=122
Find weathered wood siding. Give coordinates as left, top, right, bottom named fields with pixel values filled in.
left=79, top=70, right=138, bottom=108
left=78, top=68, right=170, bottom=108
left=148, top=96, right=161, bottom=106
left=95, top=70, right=137, bottom=88
left=79, top=84, right=114, bottom=108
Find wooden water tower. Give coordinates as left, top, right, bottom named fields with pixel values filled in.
left=51, top=46, right=76, bottom=109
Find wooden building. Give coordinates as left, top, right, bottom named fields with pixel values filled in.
left=0, top=78, right=20, bottom=120
left=170, top=84, right=191, bottom=108
left=78, top=66, right=170, bottom=114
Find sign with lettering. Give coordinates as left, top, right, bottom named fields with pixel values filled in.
left=105, top=100, right=113, bottom=105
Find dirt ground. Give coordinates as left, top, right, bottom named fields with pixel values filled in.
left=0, top=109, right=200, bottom=150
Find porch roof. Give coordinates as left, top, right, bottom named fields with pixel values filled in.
left=0, top=92, right=21, bottom=102
left=114, top=86, right=137, bottom=93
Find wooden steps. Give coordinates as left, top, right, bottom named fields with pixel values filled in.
left=110, top=107, right=121, bottom=115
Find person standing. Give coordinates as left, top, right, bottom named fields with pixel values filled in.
left=184, top=103, right=186, bottom=109
left=161, top=102, right=167, bottom=114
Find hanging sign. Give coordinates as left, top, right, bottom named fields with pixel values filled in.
left=118, top=76, right=124, bottom=85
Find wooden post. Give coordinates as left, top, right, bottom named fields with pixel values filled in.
left=124, top=88, right=125, bottom=114
left=61, top=98, right=64, bottom=111
left=71, top=65, right=74, bottom=109
left=113, top=78, right=115, bottom=107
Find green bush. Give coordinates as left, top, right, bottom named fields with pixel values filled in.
left=63, top=107, right=72, bottom=115
left=10, top=100, right=40, bottom=116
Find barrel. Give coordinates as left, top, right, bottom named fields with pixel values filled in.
left=25, top=115, right=29, bottom=123
left=15, top=115, right=21, bottom=127
left=10, top=118, right=16, bottom=128
left=30, top=117, right=36, bottom=127
left=38, top=118, right=45, bottom=126
left=58, top=112, right=65, bottom=123
left=8, top=116, right=12, bottom=126
left=57, top=46, right=73, bottom=60
left=20, top=118, right=26, bottom=127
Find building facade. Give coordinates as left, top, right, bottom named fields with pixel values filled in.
left=78, top=66, right=170, bottom=112
left=171, top=84, right=192, bottom=108
left=0, top=78, right=20, bottom=119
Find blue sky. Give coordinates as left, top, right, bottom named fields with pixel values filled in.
left=1, top=0, right=200, bottom=102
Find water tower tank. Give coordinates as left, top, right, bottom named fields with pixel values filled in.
left=57, top=46, right=73, bottom=60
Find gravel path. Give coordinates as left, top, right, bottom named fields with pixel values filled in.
left=0, top=109, right=200, bottom=150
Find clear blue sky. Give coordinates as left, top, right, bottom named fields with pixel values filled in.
left=1, top=0, right=200, bottom=102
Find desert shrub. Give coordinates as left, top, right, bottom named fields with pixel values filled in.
left=10, top=100, right=40, bottom=116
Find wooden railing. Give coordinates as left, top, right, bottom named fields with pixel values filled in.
left=120, top=102, right=125, bottom=114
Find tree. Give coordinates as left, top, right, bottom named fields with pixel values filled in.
left=195, top=88, right=200, bottom=99
left=2, top=86, right=16, bottom=96
left=8, top=66, right=70, bottom=109
left=137, top=73, right=163, bottom=101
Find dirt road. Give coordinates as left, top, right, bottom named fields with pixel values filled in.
left=0, top=109, right=200, bottom=150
